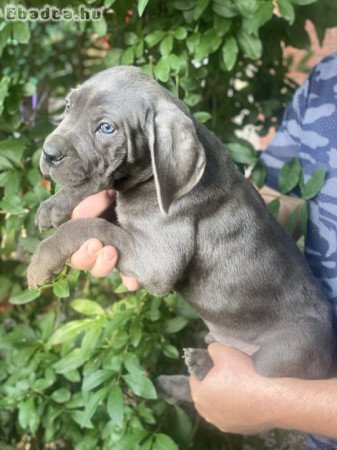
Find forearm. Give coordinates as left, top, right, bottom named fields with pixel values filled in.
left=190, top=345, right=337, bottom=437
left=265, top=376, right=337, bottom=437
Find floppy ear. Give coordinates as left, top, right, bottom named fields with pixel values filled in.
left=146, top=101, right=206, bottom=214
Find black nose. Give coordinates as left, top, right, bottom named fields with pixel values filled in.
left=43, top=145, right=64, bottom=166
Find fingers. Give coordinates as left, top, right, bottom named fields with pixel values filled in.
left=70, top=239, right=117, bottom=277
left=72, top=190, right=115, bottom=219
left=90, top=246, right=118, bottom=277
left=120, top=273, right=140, bottom=291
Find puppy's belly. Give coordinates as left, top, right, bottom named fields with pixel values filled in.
left=204, top=320, right=260, bottom=356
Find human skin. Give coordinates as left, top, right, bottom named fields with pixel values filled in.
left=190, top=343, right=337, bottom=437
left=70, top=190, right=337, bottom=437
left=70, top=190, right=139, bottom=290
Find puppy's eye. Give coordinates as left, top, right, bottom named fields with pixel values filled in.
left=97, top=122, right=115, bottom=134
left=65, top=99, right=70, bottom=110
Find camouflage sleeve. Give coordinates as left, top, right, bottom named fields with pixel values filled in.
left=262, top=73, right=311, bottom=189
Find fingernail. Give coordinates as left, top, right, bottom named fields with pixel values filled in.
left=86, top=241, right=100, bottom=255
left=102, top=249, right=117, bottom=264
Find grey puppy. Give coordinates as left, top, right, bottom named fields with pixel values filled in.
left=28, top=66, right=335, bottom=402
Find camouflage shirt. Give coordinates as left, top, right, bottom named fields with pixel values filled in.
left=263, top=52, right=337, bottom=450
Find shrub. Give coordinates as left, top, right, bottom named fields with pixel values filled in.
left=1, top=1, right=337, bottom=448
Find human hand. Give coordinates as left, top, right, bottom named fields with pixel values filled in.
left=70, top=190, right=140, bottom=290
left=189, top=343, right=275, bottom=434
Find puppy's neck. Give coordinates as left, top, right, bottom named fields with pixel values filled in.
left=114, top=165, right=153, bottom=192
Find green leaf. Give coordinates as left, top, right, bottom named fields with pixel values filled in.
left=162, top=343, right=179, bottom=359
left=290, top=0, right=316, bottom=4
left=285, top=206, right=299, bottom=236
left=0, top=138, right=26, bottom=168
left=123, top=32, right=139, bottom=46
left=164, top=316, right=188, bottom=333
left=188, top=0, right=210, bottom=20
left=138, top=0, right=150, bottom=16
left=154, top=433, right=179, bottom=450
left=252, top=159, right=267, bottom=188
left=299, top=202, right=308, bottom=236
left=300, top=169, right=327, bottom=200
left=227, top=142, right=257, bottom=164
left=245, top=2, right=273, bottom=34
left=160, top=35, right=173, bottom=56
left=115, top=283, right=129, bottom=293
left=277, top=0, right=295, bottom=24
left=13, top=22, right=30, bottom=44
left=107, top=384, right=124, bottom=427
left=174, top=27, right=187, bottom=40
left=71, top=299, right=105, bottom=315
left=173, top=0, right=196, bottom=10
left=92, top=17, right=107, bottom=37
left=0, top=194, right=26, bottom=215
left=145, top=30, right=165, bottom=48
left=236, top=0, right=258, bottom=17
left=222, top=36, right=239, bottom=71
left=10, top=288, right=41, bottom=304
left=194, top=30, right=222, bottom=60
left=0, top=76, right=10, bottom=116
left=81, top=386, right=109, bottom=428
left=278, top=158, right=302, bottom=194
left=123, top=372, right=157, bottom=399
left=267, top=197, right=280, bottom=219
left=53, top=348, right=88, bottom=374
left=63, top=370, right=81, bottom=382
left=82, top=369, right=113, bottom=391
left=52, top=279, right=69, bottom=298
left=213, top=0, right=238, bottom=17
left=193, top=111, right=212, bottom=123
left=49, top=319, right=94, bottom=345
left=154, top=57, right=171, bottom=82
left=237, top=29, right=262, bottom=59
left=51, top=388, right=71, bottom=403
left=105, top=48, right=123, bottom=67
left=18, top=397, right=35, bottom=429
left=120, top=47, right=134, bottom=65
left=213, top=15, right=231, bottom=36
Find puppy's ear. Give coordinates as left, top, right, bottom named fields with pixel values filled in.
left=146, top=101, right=206, bottom=214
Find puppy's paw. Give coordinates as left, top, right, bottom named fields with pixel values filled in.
left=183, top=348, right=213, bottom=381
left=155, top=375, right=192, bottom=404
left=27, top=239, right=66, bottom=287
left=36, top=199, right=71, bottom=230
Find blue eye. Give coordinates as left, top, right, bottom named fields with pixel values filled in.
left=98, top=122, right=115, bottom=134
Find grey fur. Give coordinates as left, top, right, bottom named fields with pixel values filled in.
left=28, top=66, right=335, bottom=402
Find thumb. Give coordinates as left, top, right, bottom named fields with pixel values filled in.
left=72, top=190, right=115, bottom=219
left=207, top=342, right=253, bottom=367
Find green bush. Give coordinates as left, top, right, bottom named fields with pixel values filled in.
left=1, top=0, right=337, bottom=448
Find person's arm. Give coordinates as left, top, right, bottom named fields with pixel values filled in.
left=70, top=190, right=139, bottom=290
left=190, top=343, right=337, bottom=437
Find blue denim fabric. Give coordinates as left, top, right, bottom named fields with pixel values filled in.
left=262, top=52, right=337, bottom=450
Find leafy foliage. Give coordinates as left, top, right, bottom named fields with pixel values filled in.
left=1, top=0, right=337, bottom=448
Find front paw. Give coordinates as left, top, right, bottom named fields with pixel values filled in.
left=27, top=238, right=66, bottom=287
left=36, top=198, right=71, bottom=230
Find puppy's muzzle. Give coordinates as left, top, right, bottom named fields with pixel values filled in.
left=43, top=145, right=65, bottom=167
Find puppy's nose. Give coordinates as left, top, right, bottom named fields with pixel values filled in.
left=43, top=145, right=64, bottom=166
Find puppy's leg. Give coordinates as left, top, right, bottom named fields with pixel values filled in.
left=28, top=218, right=135, bottom=287
left=155, top=375, right=192, bottom=404
left=183, top=348, right=213, bottom=380
left=36, top=182, right=108, bottom=230
left=252, top=319, right=334, bottom=379
left=156, top=349, right=213, bottom=404
left=27, top=217, right=191, bottom=293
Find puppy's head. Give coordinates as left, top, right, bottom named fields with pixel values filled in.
left=41, top=66, right=206, bottom=213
